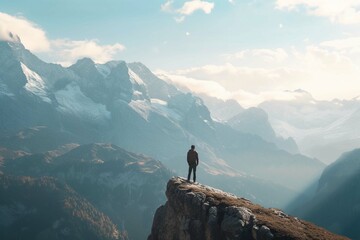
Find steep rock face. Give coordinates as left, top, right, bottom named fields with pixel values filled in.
left=0, top=41, right=27, bottom=92
left=128, top=62, right=178, bottom=101
left=148, top=177, right=348, bottom=240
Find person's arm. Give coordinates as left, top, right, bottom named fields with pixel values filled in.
left=196, top=152, right=199, bottom=166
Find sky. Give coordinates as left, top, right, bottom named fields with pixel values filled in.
left=1, top=0, right=360, bottom=107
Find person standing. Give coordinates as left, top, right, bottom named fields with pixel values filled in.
left=187, top=145, right=199, bottom=183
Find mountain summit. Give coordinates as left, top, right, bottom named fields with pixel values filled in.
left=148, top=177, right=348, bottom=240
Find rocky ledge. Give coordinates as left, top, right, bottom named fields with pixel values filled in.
left=148, top=177, right=348, bottom=240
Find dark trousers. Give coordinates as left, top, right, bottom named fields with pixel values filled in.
left=187, top=165, right=197, bottom=182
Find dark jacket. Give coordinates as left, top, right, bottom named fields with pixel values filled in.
left=187, top=149, right=199, bottom=166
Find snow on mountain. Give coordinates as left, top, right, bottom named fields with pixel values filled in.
left=129, top=99, right=151, bottom=120
left=21, top=62, right=51, bottom=103
left=150, top=98, right=182, bottom=122
left=260, top=90, right=360, bottom=163
left=0, top=40, right=326, bottom=208
left=128, top=62, right=179, bottom=101
left=128, top=68, right=145, bottom=86
left=199, top=94, right=244, bottom=122
left=55, top=82, right=111, bottom=122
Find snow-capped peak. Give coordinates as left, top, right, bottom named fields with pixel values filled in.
left=20, top=62, right=51, bottom=103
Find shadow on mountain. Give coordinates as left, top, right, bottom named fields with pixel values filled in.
left=285, top=178, right=319, bottom=213
left=290, top=148, right=360, bottom=240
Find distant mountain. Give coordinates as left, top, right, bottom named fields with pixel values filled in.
left=197, top=94, right=244, bottom=121
left=177, top=93, right=299, bottom=154
left=0, top=39, right=324, bottom=208
left=228, top=107, right=299, bottom=154
left=290, top=148, right=360, bottom=239
left=260, top=89, right=360, bottom=163
left=1, top=143, right=171, bottom=240
left=0, top=174, right=126, bottom=240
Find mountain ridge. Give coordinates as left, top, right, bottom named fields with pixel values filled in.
left=0, top=174, right=127, bottom=240
left=0, top=39, right=324, bottom=208
left=0, top=143, right=171, bottom=240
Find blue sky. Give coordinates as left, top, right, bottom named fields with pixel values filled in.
left=1, top=0, right=360, bottom=106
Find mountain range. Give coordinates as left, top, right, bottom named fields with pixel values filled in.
left=0, top=37, right=342, bottom=239
left=259, top=89, right=360, bottom=164
left=0, top=38, right=327, bottom=206
left=0, top=39, right=327, bottom=207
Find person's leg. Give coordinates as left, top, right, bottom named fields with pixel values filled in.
left=193, top=165, right=197, bottom=182
left=187, top=165, right=192, bottom=182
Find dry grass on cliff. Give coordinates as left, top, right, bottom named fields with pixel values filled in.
left=177, top=179, right=348, bottom=240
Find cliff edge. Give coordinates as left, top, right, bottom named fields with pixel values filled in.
left=148, top=177, right=348, bottom=240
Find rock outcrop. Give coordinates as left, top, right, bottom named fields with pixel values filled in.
left=148, top=177, right=348, bottom=240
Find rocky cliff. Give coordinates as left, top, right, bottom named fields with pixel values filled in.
left=148, top=177, right=348, bottom=240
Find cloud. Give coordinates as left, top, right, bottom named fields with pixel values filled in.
left=290, top=45, right=360, bottom=101
left=50, top=39, right=125, bottom=66
left=167, top=63, right=304, bottom=94
left=161, top=0, right=214, bottom=22
left=161, top=44, right=360, bottom=107
left=177, top=0, right=214, bottom=15
left=156, top=70, right=232, bottom=100
left=161, top=0, right=174, bottom=12
left=175, top=16, right=186, bottom=22
left=156, top=69, right=303, bottom=107
left=320, top=37, right=360, bottom=52
left=0, top=12, right=125, bottom=66
left=0, top=12, right=50, bottom=52
left=223, top=48, right=288, bottom=63
left=293, top=45, right=358, bottom=72
left=276, top=0, right=360, bottom=24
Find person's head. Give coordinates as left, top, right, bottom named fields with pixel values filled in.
left=191, top=145, right=195, bottom=150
